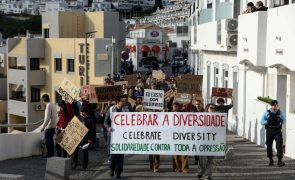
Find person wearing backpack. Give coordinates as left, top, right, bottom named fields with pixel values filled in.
left=261, top=100, right=286, bottom=167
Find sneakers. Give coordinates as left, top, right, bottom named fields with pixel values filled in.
left=197, top=174, right=202, bottom=179
left=204, top=176, right=212, bottom=180
left=277, top=160, right=285, bottom=167
left=269, top=159, right=274, bottom=166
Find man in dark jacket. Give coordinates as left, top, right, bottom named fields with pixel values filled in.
left=261, top=100, right=286, bottom=167
left=72, top=106, right=94, bottom=170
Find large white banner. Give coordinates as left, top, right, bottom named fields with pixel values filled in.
left=111, top=112, right=226, bottom=156
left=143, top=89, right=164, bottom=110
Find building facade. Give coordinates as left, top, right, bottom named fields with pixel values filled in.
left=6, top=11, right=125, bottom=132
left=189, top=0, right=295, bottom=159
left=126, top=24, right=165, bottom=71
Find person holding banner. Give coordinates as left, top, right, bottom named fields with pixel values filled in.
left=104, top=96, right=127, bottom=178
left=72, top=106, right=94, bottom=170
left=198, top=103, right=216, bottom=180
left=215, top=98, right=233, bottom=114
left=192, top=100, right=205, bottom=165
left=171, top=102, right=189, bottom=173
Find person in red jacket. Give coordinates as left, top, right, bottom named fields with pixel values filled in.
left=56, top=100, right=73, bottom=157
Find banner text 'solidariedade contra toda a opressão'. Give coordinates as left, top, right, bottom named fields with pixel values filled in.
left=111, top=112, right=227, bottom=156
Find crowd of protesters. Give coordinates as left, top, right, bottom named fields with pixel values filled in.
left=39, top=69, right=233, bottom=179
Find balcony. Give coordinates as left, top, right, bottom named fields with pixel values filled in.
left=265, top=4, right=295, bottom=71
left=8, top=99, right=27, bottom=117
left=7, top=68, right=27, bottom=85
left=28, top=68, right=46, bottom=86
left=237, top=11, right=267, bottom=66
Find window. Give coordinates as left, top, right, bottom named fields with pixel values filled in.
left=30, top=58, right=40, bottom=70
left=273, top=0, right=289, bottom=7
left=44, top=28, right=49, bottom=38
left=55, top=58, right=62, bottom=71
left=31, top=88, right=40, bottom=102
left=223, top=69, right=229, bottom=88
left=67, top=59, right=74, bottom=72
left=207, top=0, right=213, bottom=8
left=214, top=67, right=219, bottom=87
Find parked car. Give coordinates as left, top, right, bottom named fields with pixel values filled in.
left=139, top=56, right=160, bottom=70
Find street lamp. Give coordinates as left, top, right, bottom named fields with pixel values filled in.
left=85, top=31, right=97, bottom=85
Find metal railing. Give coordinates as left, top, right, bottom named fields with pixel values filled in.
left=0, top=119, right=44, bottom=128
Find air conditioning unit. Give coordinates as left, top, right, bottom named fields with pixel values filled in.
left=225, top=19, right=238, bottom=31
left=35, top=103, right=45, bottom=111
left=227, top=33, right=238, bottom=49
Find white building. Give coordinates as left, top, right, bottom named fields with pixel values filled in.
left=189, top=0, right=295, bottom=159
left=112, top=0, right=155, bottom=12
left=39, top=0, right=67, bottom=13
left=91, top=0, right=112, bottom=12
left=126, top=24, right=165, bottom=70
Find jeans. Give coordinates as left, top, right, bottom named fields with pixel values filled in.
left=56, top=143, right=67, bottom=158
left=107, top=135, right=111, bottom=161
left=44, top=128, right=55, bottom=158
left=73, top=147, right=89, bottom=169
left=199, top=156, right=214, bottom=177
left=266, top=128, right=283, bottom=160
left=110, top=154, right=124, bottom=175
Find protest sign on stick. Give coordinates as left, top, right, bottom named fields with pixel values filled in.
left=95, top=85, right=122, bottom=102
left=177, top=75, right=203, bottom=96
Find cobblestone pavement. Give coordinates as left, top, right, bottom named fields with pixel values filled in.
left=1, top=132, right=295, bottom=180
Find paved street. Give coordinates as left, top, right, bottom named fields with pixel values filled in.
left=1, top=132, right=295, bottom=180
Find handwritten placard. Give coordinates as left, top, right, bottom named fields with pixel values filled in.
left=175, top=93, right=192, bottom=104
left=124, top=75, right=138, bottom=86
left=211, top=87, right=233, bottom=98
left=56, top=78, right=80, bottom=104
left=152, top=70, right=166, bottom=80
left=143, top=89, right=164, bottom=110
left=177, top=74, right=203, bottom=96
left=58, top=117, right=89, bottom=155
left=111, top=112, right=226, bottom=156
left=95, top=85, right=123, bottom=102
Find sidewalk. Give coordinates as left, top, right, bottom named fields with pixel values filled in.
left=93, top=132, right=295, bottom=180
left=0, top=132, right=294, bottom=180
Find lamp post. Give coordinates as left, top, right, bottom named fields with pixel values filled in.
left=85, top=31, right=97, bottom=85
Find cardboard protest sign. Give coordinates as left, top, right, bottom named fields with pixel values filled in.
left=56, top=78, right=80, bottom=104
left=81, top=85, right=98, bottom=103
left=211, top=87, right=233, bottom=98
left=177, top=75, right=203, bottom=96
left=128, top=97, right=136, bottom=108
left=124, top=75, right=138, bottom=86
left=164, top=89, right=176, bottom=100
left=58, top=117, right=89, bottom=155
left=152, top=70, right=166, bottom=80
left=114, top=81, right=128, bottom=86
left=111, top=112, right=227, bottom=156
left=143, top=89, right=164, bottom=110
left=95, top=85, right=122, bottom=102
left=175, top=93, right=192, bottom=104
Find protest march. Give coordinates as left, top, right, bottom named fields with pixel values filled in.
left=43, top=70, right=233, bottom=179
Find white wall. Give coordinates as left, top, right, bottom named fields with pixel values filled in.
left=0, top=132, right=42, bottom=161
left=266, top=4, right=295, bottom=71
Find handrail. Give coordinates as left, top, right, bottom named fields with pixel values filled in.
left=0, top=119, right=44, bottom=128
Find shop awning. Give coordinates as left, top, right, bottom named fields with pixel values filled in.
left=151, top=45, right=161, bottom=53
left=141, top=45, right=150, bottom=52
